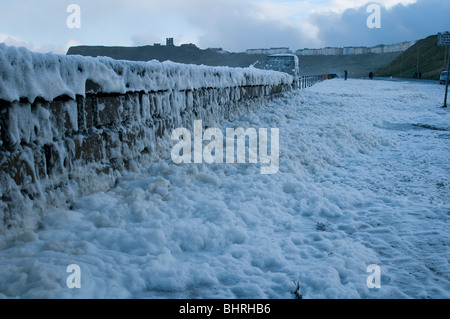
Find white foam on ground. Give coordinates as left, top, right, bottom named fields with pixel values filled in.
left=0, top=78, right=449, bottom=299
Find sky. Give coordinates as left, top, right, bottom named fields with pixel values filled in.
left=0, top=0, right=449, bottom=54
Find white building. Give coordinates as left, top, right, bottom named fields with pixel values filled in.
left=296, top=41, right=415, bottom=56
left=246, top=47, right=292, bottom=55
left=370, top=45, right=385, bottom=54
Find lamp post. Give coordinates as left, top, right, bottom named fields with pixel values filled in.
left=438, top=32, right=450, bottom=108
left=400, top=54, right=403, bottom=78
left=444, top=53, right=450, bottom=108
left=416, top=45, right=420, bottom=76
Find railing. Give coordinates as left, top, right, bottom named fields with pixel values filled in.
left=295, top=74, right=334, bottom=89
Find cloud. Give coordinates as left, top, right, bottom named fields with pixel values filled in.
left=0, top=33, right=82, bottom=55
left=326, top=0, right=417, bottom=12
left=153, top=0, right=321, bottom=51
left=0, top=34, right=34, bottom=50
left=138, top=0, right=446, bottom=51
left=0, top=0, right=448, bottom=54
left=308, top=0, right=450, bottom=47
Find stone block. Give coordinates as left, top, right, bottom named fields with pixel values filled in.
left=74, top=133, right=104, bottom=163
left=96, top=95, right=124, bottom=127
left=0, top=151, right=35, bottom=187
left=48, top=97, right=78, bottom=136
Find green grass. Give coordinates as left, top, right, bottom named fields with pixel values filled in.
left=377, top=34, right=449, bottom=80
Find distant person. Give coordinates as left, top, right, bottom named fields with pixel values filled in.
left=419, top=72, right=422, bottom=79
left=368, top=72, right=374, bottom=80
left=344, top=70, right=348, bottom=81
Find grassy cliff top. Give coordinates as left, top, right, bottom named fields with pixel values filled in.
left=377, top=34, right=448, bottom=80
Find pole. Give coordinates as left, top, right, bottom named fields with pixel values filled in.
left=444, top=45, right=449, bottom=108
left=444, top=45, right=448, bottom=68
left=400, top=55, right=403, bottom=78
left=417, top=45, right=420, bottom=74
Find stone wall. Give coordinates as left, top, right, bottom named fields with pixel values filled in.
left=0, top=82, right=291, bottom=230
left=0, top=44, right=298, bottom=231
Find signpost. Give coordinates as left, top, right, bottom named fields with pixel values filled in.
left=438, top=32, right=450, bottom=108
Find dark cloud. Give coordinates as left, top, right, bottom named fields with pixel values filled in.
left=166, top=0, right=311, bottom=52
left=159, top=0, right=450, bottom=52
left=309, top=0, right=450, bottom=47
left=0, top=0, right=448, bottom=53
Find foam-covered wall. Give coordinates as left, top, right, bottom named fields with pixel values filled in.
left=0, top=44, right=293, bottom=231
